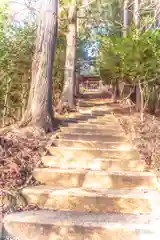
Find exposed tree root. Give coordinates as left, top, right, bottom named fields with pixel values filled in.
left=19, top=113, right=61, bottom=134
left=56, top=101, right=77, bottom=115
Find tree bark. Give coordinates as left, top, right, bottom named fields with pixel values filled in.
left=58, top=4, right=77, bottom=111
left=136, top=83, right=141, bottom=112
left=133, top=0, right=141, bottom=113
left=112, top=79, right=120, bottom=103
left=75, top=72, right=80, bottom=97
left=2, top=77, right=11, bottom=127
left=134, top=0, right=140, bottom=28
left=155, top=0, right=160, bottom=27
left=20, top=0, right=58, bottom=132
left=123, top=0, right=129, bottom=36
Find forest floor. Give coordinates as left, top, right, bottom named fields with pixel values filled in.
left=114, top=103, right=160, bottom=173
left=0, top=130, right=50, bottom=216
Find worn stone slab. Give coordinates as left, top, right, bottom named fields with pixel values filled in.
left=81, top=120, right=119, bottom=126
left=93, top=119, right=119, bottom=124
left=42, top=156, right=146, bottom=171
left=57, top=133, right=126, bottom=142
left=62, top=119, right=119, bottom=127
left=4, top=210, right=160, bottom=240
left=33, top=168, right=158, bottom=189
left=51, top=139, right=127, bottom=150
left=88, top=119, right=116, bottom=124
left=60, top=121, right=120, bottom=129
left=78, top=102, right=105, bottom=107
left=78, top=108, right=110, bottom=114
left=61, top=118, right=97, bottom=124
left=90, top=115, right=115, bottom=120
left=60, top=127, right=124, bottom=136
left=78, top=110, right=112, bottom=117
left=78, top=101, right=109, bottom=107
left=46, top=146, right=139, bottom=161
left=76, top=112, right=108, bottom=118
left=22, top=187, right=160, bottom=215
left=66, top=123, right=120, bottom=130
left=78, top=106, right=109, bottom=112
left=61, top=116, right=116, bottom=125
left=75, top=123, right=121, bottom=129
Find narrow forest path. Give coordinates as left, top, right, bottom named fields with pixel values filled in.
left=3, top=96, right=160, bottom=240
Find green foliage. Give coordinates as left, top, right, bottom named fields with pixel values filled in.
left=0, top=4, right=35, bottom=126
left=98, top=29, right=160, bottom=85
left=97, top=28, right=160, bottom=112
left=0, top=4, right=67, bottom=126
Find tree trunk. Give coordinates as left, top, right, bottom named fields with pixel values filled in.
left=136, top=82, right=142, bottom=112
left=155, top=0, right=160, bottom=27
left=112, top=80, right=120, bottom=103
left=134, top=0, right=140, bottom=28
left=130, top=85, right=136, bottom=104
left=20, top=0, right=58, bottom=132
left=123, top=0, right=129, bottom=36
left=21, top=73, right=29, bottom=116
left=134, top=0, right=141, bottom=113
left=58, top=4, right=77, bottom=111
left=75, top=72, right=80, bottom=97
left=2, top=77, right=11, bottom=127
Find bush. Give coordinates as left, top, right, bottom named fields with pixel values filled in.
left=0, top=4, right=35, bottom=126
left=98, top=28, right=160, bottom=113
left=0, top=5, right=67, bottom=127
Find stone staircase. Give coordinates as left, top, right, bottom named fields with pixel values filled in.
left=3, top=97, right=160, bottom=239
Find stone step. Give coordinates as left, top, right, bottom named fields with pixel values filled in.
left=78, top=106, right=109, bottom=112
left=78, top=118, right=118, bottom=123
left=4, top=210, right=160, bottom=240
left=78, top=101, right=109, bottom=107
left=42, top=156, right=146, bottom=171
left=57, top=133, right=126, bottom=142
left=33, top=168, right=157, bottom=189
left=60, top=127, right=124, bottom=135
left=22, top=186, right=160, bottom=215
left=78, top=102, right=103, bottom=107
left=67, top=112, right=112, bottom=118
left=61, top=120, right=119, bottom=128
left=78, top=103, right=96, bottom=107
left=61, top=113, right=114, bottom=120
left=52, top=139, right=129, bottom=149
left=80, top=120, right=119, bottom=126
left=78, top=101, right=108, bottom=106
left=70, top=112, right=108, bottom=118
left=78, top=108, right=109, bottom=114
left=46, top=146, right=139, bottom=161
left=81, top=110, right=111, bottom=117
left=65, top=121, right=120, bottom=129
left=61, top=121, right=119, bottom=128
left=60, top=114, right=98, bottom=122
left=88, top=118, right=117, bottom=124
left=61, top=122, right=122, bottom=130
left=78, top=99, right=108, bottom=103
left=90, top=115, right=115, bottom=120
left=62, top=116, right=115, bottom=125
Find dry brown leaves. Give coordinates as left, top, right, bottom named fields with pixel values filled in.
left=0, top=130, right=49, bottom=215
left=115, top=104, right=160, bottom=171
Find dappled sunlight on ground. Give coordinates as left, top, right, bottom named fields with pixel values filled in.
left=117, top=144, right=134, bottom=152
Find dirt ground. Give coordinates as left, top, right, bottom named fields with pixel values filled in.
left=112, top=103, right=160, bottom=173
